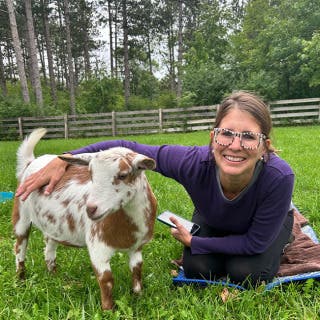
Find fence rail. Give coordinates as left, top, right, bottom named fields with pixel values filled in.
left=1, top=98, right=320, bottom=140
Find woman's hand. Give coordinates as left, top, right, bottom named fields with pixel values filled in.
left=15, top=155, right=71, bottom=201
left=170, top=216, right=192, bottom=247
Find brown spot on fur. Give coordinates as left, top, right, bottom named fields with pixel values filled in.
left=62, top=199, right=71, bottom=207
left=45, top=212, right=56, bottom=224
left=66, top=213, right=76, bottom=232
left=93, top=209, right=138, bottom=249
left=55, top=165, right=90, bottom=191
left=11, top=197, right=20, bottom=228
left=143, top=184, right=157, bottom=242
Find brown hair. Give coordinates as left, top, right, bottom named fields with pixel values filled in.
left=214, top=91, right=275, bottom=154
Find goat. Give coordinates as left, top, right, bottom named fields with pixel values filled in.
left=12, top=128, right=157, bottom=310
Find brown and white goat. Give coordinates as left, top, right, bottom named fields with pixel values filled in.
left=12, top=128, right=157, bottom=310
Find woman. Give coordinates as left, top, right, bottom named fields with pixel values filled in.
left=16, top=91, right=294, bottom=287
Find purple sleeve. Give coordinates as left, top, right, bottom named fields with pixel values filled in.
left=191, top=173, right=294, bottom=255
left=67, top=140, right=199, bottom=182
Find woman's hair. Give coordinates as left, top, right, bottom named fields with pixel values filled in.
left=214, top=91, right=275, bottom=154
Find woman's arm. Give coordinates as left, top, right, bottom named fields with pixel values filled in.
left=16, top=155, right=71, bottom=200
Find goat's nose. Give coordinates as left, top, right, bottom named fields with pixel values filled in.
left=86, top=205, right=97, bottom=218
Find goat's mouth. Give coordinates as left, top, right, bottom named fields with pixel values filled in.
left=89, top=212, right=107, bottom=221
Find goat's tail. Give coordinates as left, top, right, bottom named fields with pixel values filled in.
left=16, top=128, right=47, bottom=180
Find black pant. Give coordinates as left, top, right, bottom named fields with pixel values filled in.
left=183, top=209, right=294, bottom=288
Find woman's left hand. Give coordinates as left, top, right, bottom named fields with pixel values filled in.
left=170, top=216, right=192, bottom=247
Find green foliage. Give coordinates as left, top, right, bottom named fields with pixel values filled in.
left=229, top=0, right=320, bottom=99
left=300, top=32, right=320, bottom=87
left=154, top=90, right=178, bottom=109
left=0, top=95, right=33, bottom=118
left=183, top=62, right=233, bottom=105
left=126, top=95, right=154, bottom=110
left=130, top=68, right=160, bottom=100
left=76, top=77, right=125, bottom=113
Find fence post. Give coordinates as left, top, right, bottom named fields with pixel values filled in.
left=159, top=108, right=163, bottom=133
left=18, top=117, right=23, bottom=140
left=112, top=111, right=116, bottom=136
left=64, top=114, right=68, bottom=139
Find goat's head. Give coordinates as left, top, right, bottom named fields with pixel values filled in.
left=59, top=147, right=156, bottom=221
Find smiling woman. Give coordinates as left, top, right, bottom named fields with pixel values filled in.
left=15, top=90, right=295, bottom=289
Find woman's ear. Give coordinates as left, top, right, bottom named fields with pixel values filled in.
left=210, top=130, right=214, bottom=140
left=264, top=138, right=271, bottom=151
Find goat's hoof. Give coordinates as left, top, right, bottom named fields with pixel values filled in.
left=132, top=282, right=142, bottom=294
left=46, top=260, right=57, bottom=273
left=17, top=269, right=26, bottom=280
left=101, top=301, right=114, bottom=311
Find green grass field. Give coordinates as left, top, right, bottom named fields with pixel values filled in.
left=0, top=126, right=319, bottom=319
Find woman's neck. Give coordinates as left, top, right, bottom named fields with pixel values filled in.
left=219, top=172, right=253, bottom=200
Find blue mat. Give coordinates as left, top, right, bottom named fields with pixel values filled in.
left=0, top=191, right=14, bottom=203
left=173, top=218, right=320, bottom=291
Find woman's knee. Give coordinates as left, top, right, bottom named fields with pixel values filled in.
left=183, top=251, right=225, bottom=280
left=226, top=258, right=276, bottom=287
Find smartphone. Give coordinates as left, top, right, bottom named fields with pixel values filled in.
left=157, top=211, right=200, bottom=235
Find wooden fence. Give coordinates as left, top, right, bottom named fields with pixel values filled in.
left=1, top=97, right=320, bottom=140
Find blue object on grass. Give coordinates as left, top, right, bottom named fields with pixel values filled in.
left=173, top=269, right=320, bottom=291
left=0, top=191, right=14, bottom=203
left=173, top=209, right=320, bottom=291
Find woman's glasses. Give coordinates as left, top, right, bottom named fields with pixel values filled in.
left=213, top=128, right=266, bottom=150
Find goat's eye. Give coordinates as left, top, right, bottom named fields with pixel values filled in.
left=117, top=173, right=128, bottom=180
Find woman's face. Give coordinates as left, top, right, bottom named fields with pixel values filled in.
left=210, top=108, right=270, bottom=182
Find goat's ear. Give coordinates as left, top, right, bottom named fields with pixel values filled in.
left=134, top=156, right=156, bottom=171
left=58, top=154, right=92, bottom=166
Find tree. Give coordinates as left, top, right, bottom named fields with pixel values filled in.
left=176, top=0, right=183, bottom=99
left=231, top=0, right=320, bottom=99
left=0, top=46, right=7, bottom=96
left=41, top=0, right=57, bottom=104
left=63, top=0, right=76, bottom=115
left=301, top=32, right=320, bottom=88
left=182, top=0, right=232, bottom=104
left=5, top=0, right=30, bottom=103
left=25, top=0, right=43, bottom=111
left=122, top=0, right=130, bottom=108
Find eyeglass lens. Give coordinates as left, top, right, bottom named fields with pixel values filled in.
left=215, top=129, right=262, bottom=149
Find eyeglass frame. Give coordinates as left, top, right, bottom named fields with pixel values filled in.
left=213, top=127, right=267, bottom=150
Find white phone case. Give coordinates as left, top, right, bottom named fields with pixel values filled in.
left=157, top=211, right=200, bottom=234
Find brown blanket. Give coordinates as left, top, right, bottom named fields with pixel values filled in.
left=277, top=209, right=320, bottom=277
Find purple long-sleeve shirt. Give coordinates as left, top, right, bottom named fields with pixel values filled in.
left=69, top=140, right=294, bottom=256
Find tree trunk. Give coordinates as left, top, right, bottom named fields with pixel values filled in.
left=0, top=45, right=7, bottom=96
left=108, top=0, right=114, bottom=77
left=63, top=0, right=76, bottom=115
left=122, top=0, right=130, bottom=108
left=5, top=0, right=30, bottom=103
left=168, top=26, right=175, bottom=92
left=25, top=0, right=43, bottom=111
left=147, top=31, right=153, bottom=75
left=176, top=0, right=183, bottom=100
left=114, top=3, right=119, bottom=78
left=42, top=0, right=57, bottom=104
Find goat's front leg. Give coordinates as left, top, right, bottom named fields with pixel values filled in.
left=88, top=243, right=115, bottom=310
left=129, top=250, right=143, bottom=293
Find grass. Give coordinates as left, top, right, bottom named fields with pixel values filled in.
left=0, top=126, right=320, bottom=319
